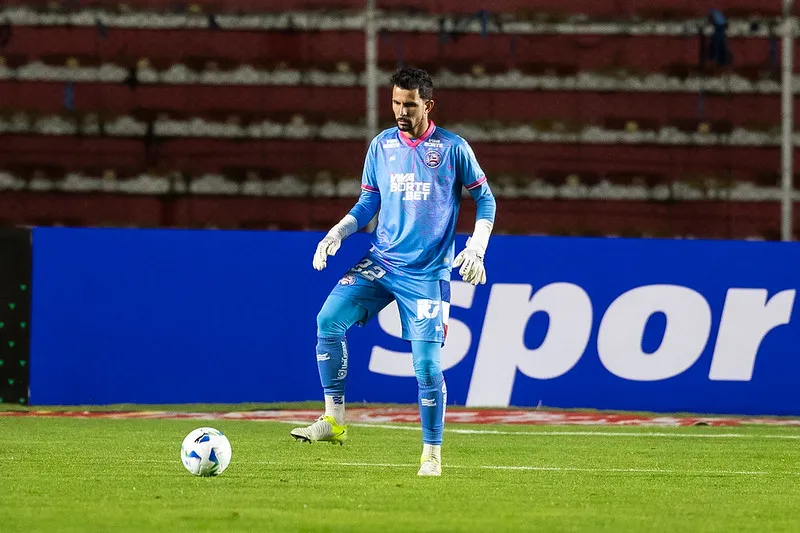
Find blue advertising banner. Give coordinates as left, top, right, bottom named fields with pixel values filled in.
left=30, top=228, right=800, bottom=415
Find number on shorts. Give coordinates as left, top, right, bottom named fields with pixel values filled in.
left=352, top=259, right=386, bottom=281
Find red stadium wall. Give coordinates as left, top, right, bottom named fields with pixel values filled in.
left=0, top=1, right=796, bottom=238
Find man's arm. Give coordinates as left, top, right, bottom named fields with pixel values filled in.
left=348, top=188, right=381, bottom=230
left=312, top=191, right=380, bottom=271
left=453, top=182, right=496, bottom=284
left=453, top=140, right=497, bottom=285
left=313, top=138, right=381, bottom=271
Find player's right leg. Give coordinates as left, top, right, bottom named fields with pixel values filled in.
left=290, top=293, right=363, bottom=445
left=291, top=268, right=393, bottom=445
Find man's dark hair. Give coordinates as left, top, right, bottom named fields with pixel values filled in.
left=390, top=66, right=434, bottom=100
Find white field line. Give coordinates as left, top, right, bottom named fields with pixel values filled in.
left=258, top=460, right=797, bottom=476
left=276, top=419, right=800, bottom=440
left=8, top=456, right=799, bottom=475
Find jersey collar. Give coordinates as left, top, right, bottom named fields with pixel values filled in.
left=398, top=120, right=436, bottom=148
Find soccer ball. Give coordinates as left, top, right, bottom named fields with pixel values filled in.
left=180, top=427, right=232, bottom=477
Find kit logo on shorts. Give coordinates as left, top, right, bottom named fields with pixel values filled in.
left=417, top=299, right=441, bottom=319
left=339, top=274, right=356, bottom=285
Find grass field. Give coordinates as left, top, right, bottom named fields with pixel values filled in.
left=3, top=406, right=800, bottom=532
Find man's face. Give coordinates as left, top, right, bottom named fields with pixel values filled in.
left=392, top=86, right=434, bottom=134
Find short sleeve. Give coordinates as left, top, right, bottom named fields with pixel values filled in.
left=361, top=137, right=380, bottom=194
left=455, top=139, right=487, bottom=191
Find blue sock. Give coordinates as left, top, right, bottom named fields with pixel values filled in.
left=316, top=335, right=348, bottom=397
left=315, top=295, right=363, bottom=401
left=412, top=340, right=446, bottom=445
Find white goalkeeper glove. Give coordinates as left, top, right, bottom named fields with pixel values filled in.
left=453, top=238, right=487, bottom=285
left=313, top=214, right=358, bottom=271
left=453, top=219, right=493, bottom=286
left=313, top=235, right=341, bottom=271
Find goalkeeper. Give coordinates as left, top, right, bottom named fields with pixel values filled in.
left=291, top=66, right=496, bottom=477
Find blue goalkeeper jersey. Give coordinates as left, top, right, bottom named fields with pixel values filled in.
left=351, top=121, right=495, bottom=281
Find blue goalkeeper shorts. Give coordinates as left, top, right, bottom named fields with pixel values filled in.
left=328, top=255, right=451, bottom=344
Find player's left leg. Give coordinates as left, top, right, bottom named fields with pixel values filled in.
left=393, top=278, right=450, bottom=476
left=411, top=339, right=446, bottom=477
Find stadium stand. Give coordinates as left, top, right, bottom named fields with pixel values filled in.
left=0, top=0, right=797, bottom=238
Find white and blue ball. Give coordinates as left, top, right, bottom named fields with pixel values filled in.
left=180, top=427, right=232, bottom=477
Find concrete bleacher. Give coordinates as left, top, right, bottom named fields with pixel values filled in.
left=1, top=0, right=783, bottom=17
left=0, top=0, right=797, bottom=238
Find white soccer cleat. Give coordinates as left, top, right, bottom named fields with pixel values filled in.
left=417, top=456, right=442, bottom=476
left=290, top=415, right=347, bottom=445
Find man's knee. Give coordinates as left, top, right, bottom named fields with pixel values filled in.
left=412, top=341, right=442, bottom=383
left=413, top=357, right=441, bottom=382
left=317, top=295, right=362, bottom=338
left=317, top=306, right=344, bottom=339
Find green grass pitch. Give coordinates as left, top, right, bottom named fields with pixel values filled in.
left=3, top=408, right=800, bottom=532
